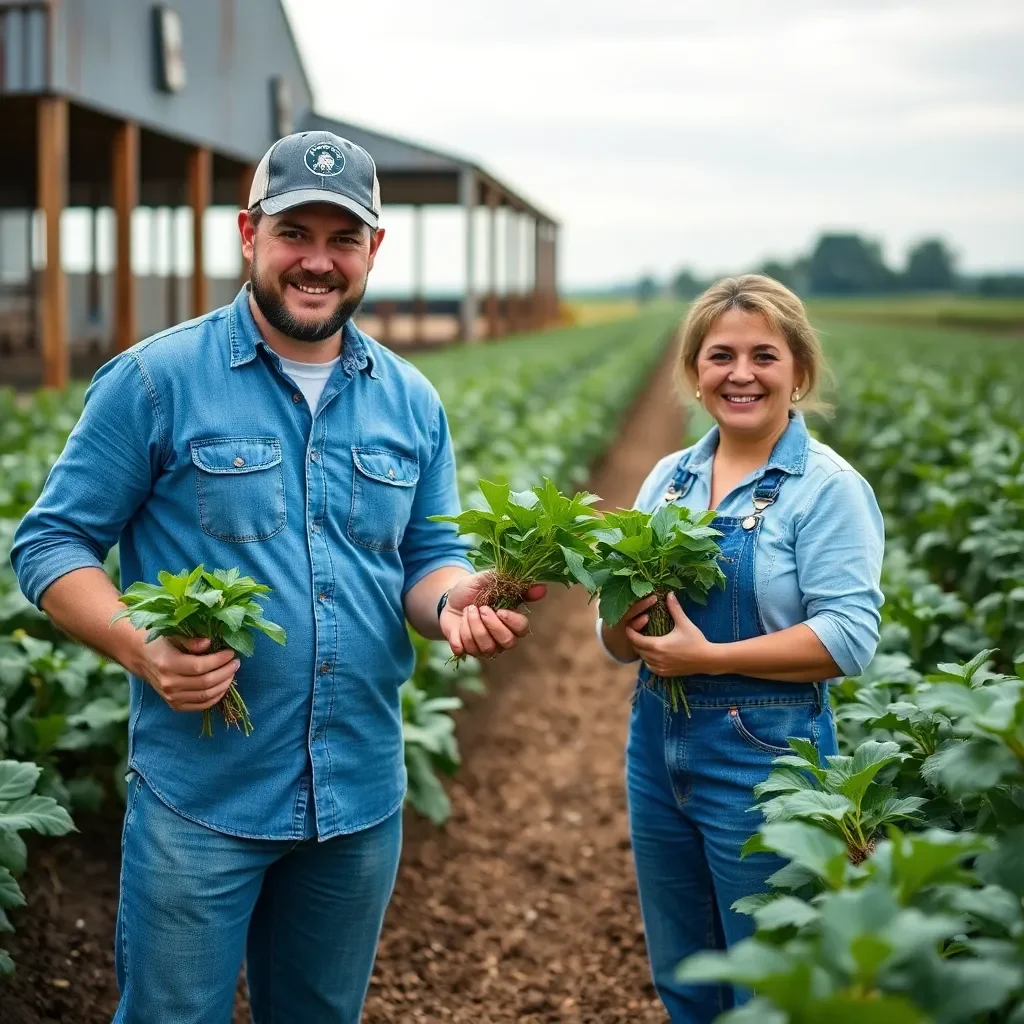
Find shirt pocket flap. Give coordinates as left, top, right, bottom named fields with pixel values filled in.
left=352, top=447, right=419, bottom=487
left=191, top=437, right=283, bottom=475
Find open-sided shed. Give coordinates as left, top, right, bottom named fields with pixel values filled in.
left=0, top=0, right=559, bottom=388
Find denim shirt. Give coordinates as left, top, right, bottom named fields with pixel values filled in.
left=12, top=286, right=472, bottom=840
left=597, top=412, right=885, bottom=679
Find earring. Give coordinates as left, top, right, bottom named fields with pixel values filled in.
left=695, top=386, right=702, bottom=399
left=792, top=389, right=801, bottom=402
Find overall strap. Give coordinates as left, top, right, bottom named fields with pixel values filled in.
left=742, top=466, right=789, bottom=529
left=662, top=454, right=697, bottom=503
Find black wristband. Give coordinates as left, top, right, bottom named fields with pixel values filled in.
left=436, top=590, right=450, bottom=621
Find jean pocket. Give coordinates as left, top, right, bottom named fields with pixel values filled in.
left=348, top=446, right=419, bottom=552
left=729, top=701, right=816, bottom=756
left=191, top=437, right=287, bottom=543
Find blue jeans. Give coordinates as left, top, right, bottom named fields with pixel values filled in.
left=626, top=677, right=838, bottom=1023
left=113, top=774, right=402, bottom=1023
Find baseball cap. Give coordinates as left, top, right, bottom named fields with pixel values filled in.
left=248, top=130, right=381, bottom=229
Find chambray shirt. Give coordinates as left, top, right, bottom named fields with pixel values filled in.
left=12, top=286, right=472, bottom=840
left=597, top=413, right=885, bottom=679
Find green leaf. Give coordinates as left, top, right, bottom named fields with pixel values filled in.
left=0, top=761, right=40, bottom=802
left=248, top=618, right=287, bottom=646
left=753, top=895, right=820, bottom=931
left=213, top=605, right=246, bottom=633
left=157, top=569, right=190, bottom=600
left=0, top=795, right=75, bottom=836
left=759, top=790, right=853, bottom=824
left=478, top=479, right=511, bottom=516
left=221, top=629, right=255, bottom=657
left=560, top=547, right=597, bottom=594
left=922, top=738, right=1019, bottom=798
left=757, top=821, right=850, bottom=887
left=0, top=867, right=25, bottom=909
left=0, top=829, right=27, bottom=875
left=598, top=575, right=637, bottom=627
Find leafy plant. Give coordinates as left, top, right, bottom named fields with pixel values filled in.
left=429, top=478, right=605, bottom=610
left=0, top=759, right=76, bottom=975
left=745, top=738, right=926, bottom=866
left=589, top=503, right=726, bottom=713
left=111, top=566, right=286, bottom=737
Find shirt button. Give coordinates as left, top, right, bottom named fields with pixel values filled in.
left=318, top=592, right=328, bottom=602
left=320, top=662, right=330, bottom=674
left=292, top=392, right=302, bottom=403
left=387, top=467, right=396, bottom=479
left=233, top=457, right=245, bottom=467
left=310, top=451, right=319, bottom=462
left=311, top=522, right=320, bottom=533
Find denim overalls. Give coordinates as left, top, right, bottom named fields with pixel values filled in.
left=626, top=449, right=839, bottom=1023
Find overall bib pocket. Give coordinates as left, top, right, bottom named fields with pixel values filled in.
left=348, top=447, right=419, bottom=552
left=191, top=437, right=286, bottom=543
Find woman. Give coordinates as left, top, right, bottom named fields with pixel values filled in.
left=598, top=275, right=884, bottom=1022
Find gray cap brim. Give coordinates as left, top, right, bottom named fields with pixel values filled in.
left=259, top=188, right=379, bottom=229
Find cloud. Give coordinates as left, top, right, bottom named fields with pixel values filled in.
left=284, top=0, right=1024, bottom=284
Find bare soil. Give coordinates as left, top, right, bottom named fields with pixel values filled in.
left=3, top=349, right=684, bottom=1023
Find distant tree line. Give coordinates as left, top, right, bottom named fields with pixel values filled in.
left=634, top=234, right=1024, bottom=302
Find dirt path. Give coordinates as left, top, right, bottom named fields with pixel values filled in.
left=363, top=352, right=685, bottom=1023
left=3, top=347, right=685, bottom=1024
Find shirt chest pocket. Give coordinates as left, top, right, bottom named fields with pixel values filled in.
left=348, top=446, right=419, bottom=552
left=190, top=437, right=287, bottom=543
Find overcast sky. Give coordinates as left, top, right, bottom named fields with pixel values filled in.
left=282, top=0, right=1023, bottom=289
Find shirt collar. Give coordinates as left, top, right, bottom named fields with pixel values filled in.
left=227, top=285, right=380, bottom=380
left=687, top=410, right=810, bottom=477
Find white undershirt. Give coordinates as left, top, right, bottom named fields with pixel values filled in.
left=277, top=353, right=341, bottom=414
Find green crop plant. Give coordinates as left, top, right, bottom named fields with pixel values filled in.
left=112, top=566, right=286, bottom=737
left=588, top=504, right=726, bottom=714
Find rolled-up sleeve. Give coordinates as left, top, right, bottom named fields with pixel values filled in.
left=10, top=353, right=164, bottom=607
left=795, top=469, right=885, bottom=677
left=399, top=400, right=473, bottom=595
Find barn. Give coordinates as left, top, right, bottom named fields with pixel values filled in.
left=0, top=0, right=560, bottom=388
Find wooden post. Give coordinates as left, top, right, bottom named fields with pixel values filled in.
left=187, top=146, right=211, bottom=317
left=533, top=219, right=545, bottom=329
left=239, top=163, right=255, bottom=285
left=167, top=207, right=179, bottom=325
left=486, top=189, right=499, bottom=339
left=459, top=168, right=476, bottom=342
left=37, top=95, right=69, bottom=388
left=506, top=208, right=519, bottom=334
left=411, top=204, right=425, bottom=343
left=550, top=225, right=559, bottom=324
left=112, top=120, right=139, bottom=352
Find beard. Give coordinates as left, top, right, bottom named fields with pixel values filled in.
left=249, top=254, right=366, bottom=342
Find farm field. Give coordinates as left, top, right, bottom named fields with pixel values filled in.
left=809, top=294, right=1024, bottom=333
left=2, top=307, right=1023, bottom=1022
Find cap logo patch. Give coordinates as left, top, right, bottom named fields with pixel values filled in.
left=305, top=142, right=345, bottom=177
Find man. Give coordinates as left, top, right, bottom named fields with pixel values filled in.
left=11, top=130, right=542, bottom=1023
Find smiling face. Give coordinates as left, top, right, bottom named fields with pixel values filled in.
left=695, top=308, right=804, bottom=440
left=239, top=203, right=383, bottom=343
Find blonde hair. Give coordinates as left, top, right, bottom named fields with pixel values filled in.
left=674, top=274, right=832, bottom=416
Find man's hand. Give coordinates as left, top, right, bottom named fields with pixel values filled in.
left=134, top=635, right=240, bottom=713
left=441, top=572, right=547, bottom=660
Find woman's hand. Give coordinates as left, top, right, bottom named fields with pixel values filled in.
left=626, top=592, right=718, bottom=676
left=600, top=594, right=658, bottom=662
